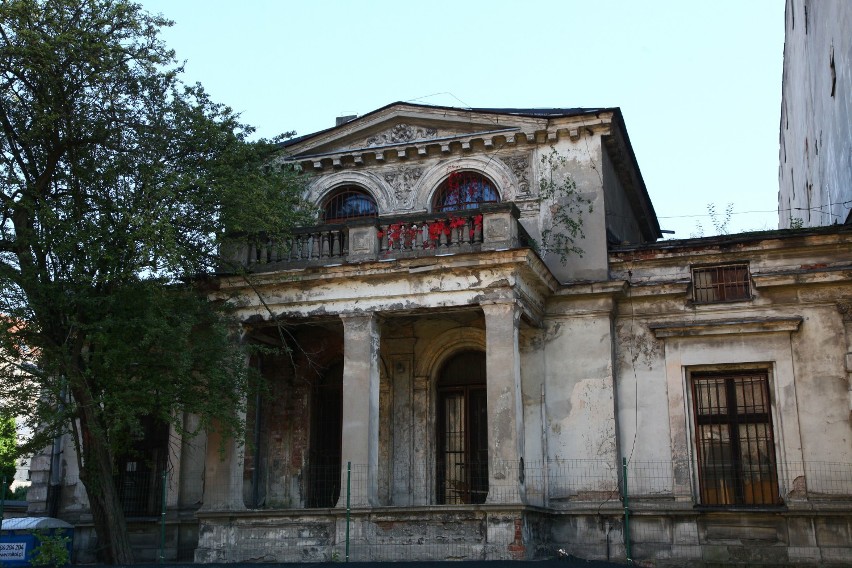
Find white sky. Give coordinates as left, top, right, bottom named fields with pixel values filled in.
left=138, top=0, right=785, bottom=239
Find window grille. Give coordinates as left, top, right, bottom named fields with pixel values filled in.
left=115, top=417, right=169, bottom=516
left=306, top=362, right=343, bottom=508
left=433, top=171, right=499, bottom=212
left=692, top=264, right=751, bottom=303
left=322, top=187, right=378, bottom=222
left=436, top=351, right=488, bottom=505
left=691, top=371, right=780, bottom=506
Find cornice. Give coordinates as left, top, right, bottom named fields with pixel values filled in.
left=649, top=317, right=803, bottom=338
left=284, top=116, right=613, bottom=173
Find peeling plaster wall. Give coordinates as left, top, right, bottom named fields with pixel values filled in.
left=533, top=138, right=610, bottom=283
left=542, top=299, right=620, bottom=499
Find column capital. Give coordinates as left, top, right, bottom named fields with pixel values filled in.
left=339, top=311, right=379, bottom=326
left=480, top=299, right=522, bottom=325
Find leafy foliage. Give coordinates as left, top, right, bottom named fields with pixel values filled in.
left=0, top=413, right=17, bottom=484
left=535, top=148, right=593, bottom=262
left=691, top=202, right=734, bottom=238
left=30, top=531, right=71, bottom=568
left=0, top=0, right=309, bottom=562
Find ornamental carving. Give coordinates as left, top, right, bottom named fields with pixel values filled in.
left=502, top=154, right=531, bottom=195
left=366, top=124, right=438, bottom=147
left=384, top=166, right=423, bottom=209
left=837, top=299, right=852, bottom=322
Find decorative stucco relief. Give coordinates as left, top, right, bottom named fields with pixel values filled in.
left=837, top=299, right=852, bottom=322
left=384, top=166, right=423, bottom=210
left=366, top=124, right=438, bottom=147
left=501, top=153, right=532, bottom=196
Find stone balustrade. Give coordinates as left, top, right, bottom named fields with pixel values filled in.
left=221, top=203, right=528, bottom=271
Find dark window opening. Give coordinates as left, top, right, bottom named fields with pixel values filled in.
left=322, top=187, right=377, bottom=222
left=306, top=362, right=343, bottom=508
left=433, top=171, right=499, bottom=212
left=436, top=351, right=488, bottom=505
left=115, top=416, right=169, bottom=517
left=692, top=264, right=751, bottom=303
left=692, top=371, right=781, bottom=506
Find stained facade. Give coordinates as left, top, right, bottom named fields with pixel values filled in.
left=28, top=103, right=852, bottom=565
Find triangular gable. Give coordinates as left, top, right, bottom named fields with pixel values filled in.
left=282, top=103, right=549, bottom=158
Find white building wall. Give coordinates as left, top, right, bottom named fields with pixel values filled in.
left=779, top=0, right=852, bottom=227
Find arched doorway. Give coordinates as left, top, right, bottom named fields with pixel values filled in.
left=436, top=351, right=488, bottom=504
left=306, top=362, right=343, bottom=507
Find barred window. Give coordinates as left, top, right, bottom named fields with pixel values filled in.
left=322, top=187, right=378, bottom=222
left=692, top=264, right=751, bottom=303
left=691, top=371, right=781, bottom=506
left=115, top=416, right=169, bottom=516
left=433, top=171, right=499, bottom=212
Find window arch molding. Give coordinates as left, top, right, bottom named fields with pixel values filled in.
left=320, top=186, right=378, bottom=222
left=307, top=171, right=392, bottom=217
left=411, top=156, right=519, bottom=212
left=415, top=327, right=486, bottom=380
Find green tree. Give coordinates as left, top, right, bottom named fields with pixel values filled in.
left=0, top=413, right=17, bottom=486
left=0, top=0, right=308, bottom=562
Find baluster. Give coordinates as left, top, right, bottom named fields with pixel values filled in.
left=302, top=234, right=310, bottom=260
left=473, top=217, right=483, bottom=244
left=379, top=224, right=389, bottom=252
left=415, top=224, right=425, bottom=250
left=311, top=232, right=320, bottom=259
left=439, top=226, right=448, bottom=251
left=321, top=231, right=330, bottom=257
left=294, top=235, right=303, bottom=260
left=332, top=230, right=341, bottom=258
left=463, top=217, right=472, bottom=245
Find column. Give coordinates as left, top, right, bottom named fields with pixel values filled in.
left=482, top=300, right=526, bottom=504
left=166, top=419, right=182, bottom=508
left=412, top=375, right=430, bottom=505
left=338, top=313, right=381, bottom=507
left=199, top=412, right=246, bottom=511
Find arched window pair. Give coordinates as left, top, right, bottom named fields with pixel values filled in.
left=321, top=172, right=499, bottom=222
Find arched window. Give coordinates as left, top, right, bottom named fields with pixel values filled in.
left=436, top=350, right=488, bottom=505
left=432, top=171, right=500, bottom=212
left=321, top=186, right=378, bottom=222
left=306, top=361, right=343, bottom=508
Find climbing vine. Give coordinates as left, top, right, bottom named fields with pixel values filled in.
left=535, top=148, right=593, bottom=263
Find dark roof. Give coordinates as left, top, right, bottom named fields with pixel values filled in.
left=279, top=102, right=614, bottom=148
left=609, top=223, right=852, bottom=253
left=469, top=107, right=611, bottom=118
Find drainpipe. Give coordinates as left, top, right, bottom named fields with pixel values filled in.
left=540, top=384, right=549, bottom=507
left=622, top=457, right=631, bottom=563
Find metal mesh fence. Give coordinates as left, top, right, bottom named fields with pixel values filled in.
left=45, top=459, right=852, bottom=565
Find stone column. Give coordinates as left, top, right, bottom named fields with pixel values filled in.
left=411, top=375, right=431, bottom=505
left=199, top=412, right=246, bottom=511
left=482, top=300, right=526, bottom=504
left=338, top=313, right=381, bottom=507
left=166, top=419, right=183, bottom=508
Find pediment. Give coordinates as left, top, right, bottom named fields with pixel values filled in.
left=284, top=104, right=544, bottom=158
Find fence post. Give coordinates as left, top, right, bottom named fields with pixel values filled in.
left=622, top=458, right=631, bottom=563
left=159, top=469, right=167, bottom=563
left=345, top=462, right=351, bottom=562
left=0, top=475, right=6, bottom=521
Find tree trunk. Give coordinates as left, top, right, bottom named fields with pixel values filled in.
left=74, top=385, right=135, bottom=565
